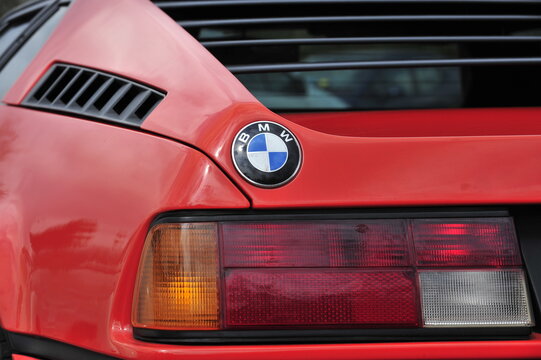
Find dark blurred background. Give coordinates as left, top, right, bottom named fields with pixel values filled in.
left=1, top=0, right=28, bottom=18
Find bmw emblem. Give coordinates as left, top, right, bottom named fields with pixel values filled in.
left=232, top=121, right=302, bottom=188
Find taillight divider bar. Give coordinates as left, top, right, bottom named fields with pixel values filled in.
left=151, top=207, right=510, bottom=225
left=133, top=326, right=531, bottom=345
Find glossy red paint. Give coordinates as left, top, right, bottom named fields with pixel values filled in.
left=108, top=332, right=541, bottom=359
left=282, top=108, right=541, bottom=137
left=1, top=0, right=540, bottom=358
left=4, top=0, right=259, bottom=141
left=7, top=0, right=541, bottom=209
left=216, top=115, right=541, bottom=208
left=0, top=106, right=248, bottom=355
left=12, top=356, right=41, bottom=360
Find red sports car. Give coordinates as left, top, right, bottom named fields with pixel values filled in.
left=1, top=0, right=541, bottom=359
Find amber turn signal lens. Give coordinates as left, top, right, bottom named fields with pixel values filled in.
left=132, top=223, right=220, bottom=330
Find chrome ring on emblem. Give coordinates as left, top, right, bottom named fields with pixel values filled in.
left=231, top=121, right=302, bottom=188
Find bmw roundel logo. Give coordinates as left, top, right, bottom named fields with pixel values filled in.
left=232, top=121, right=302, bottom=188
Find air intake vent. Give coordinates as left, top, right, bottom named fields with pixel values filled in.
left=24, top=64, right=165, bottom=126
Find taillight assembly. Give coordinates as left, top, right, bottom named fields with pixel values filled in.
left=133, top=214, right=533, bottom=338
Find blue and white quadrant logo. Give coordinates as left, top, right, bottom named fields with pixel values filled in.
left=247, top=133, right=288, bottom=172
left=232, top=121, right=302, bottom=188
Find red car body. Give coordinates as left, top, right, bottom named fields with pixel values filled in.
left=1, top=0, right=541, bottom=358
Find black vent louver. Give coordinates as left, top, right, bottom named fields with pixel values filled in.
left=24, top=64, right=165, bottom=126
left=155, top=0, right=541, bottom=110
left=155, top=0, right=541, bottom=73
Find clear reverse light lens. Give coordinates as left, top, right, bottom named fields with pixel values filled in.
left=420, top=270, right=533, bottom=327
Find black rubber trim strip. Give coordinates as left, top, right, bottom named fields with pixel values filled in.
left=179, top=15, right=541, bottom=28
left=0, top=0, right=71, bottom=31
left=6, top=331, right=120, bottom=360
left=513, top=206, right=541, bottom=333
left=0, top=328, right=12, bottom=360
left=152, top=206, right=510, bottom=225
left=227, top=57, right=541, bottom=74
left=156, top=0, right=541, bottom=8
left=134, top=327, right=532, bottom=345
left=0, top=0, right=53, bottom=30
left=202, top=36, right=541, bottom=48
left=0, top=3, right=57, bottom=57
left=0, top=0, right=69, bottom=71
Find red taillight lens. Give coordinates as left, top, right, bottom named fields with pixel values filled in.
left=413, top=218, right=522, bottom=267
left=222, top=220, right=409, bottom=267
left=225, top=269, right=418, bottom=328
left=134, top=216, right=533, bottom=331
